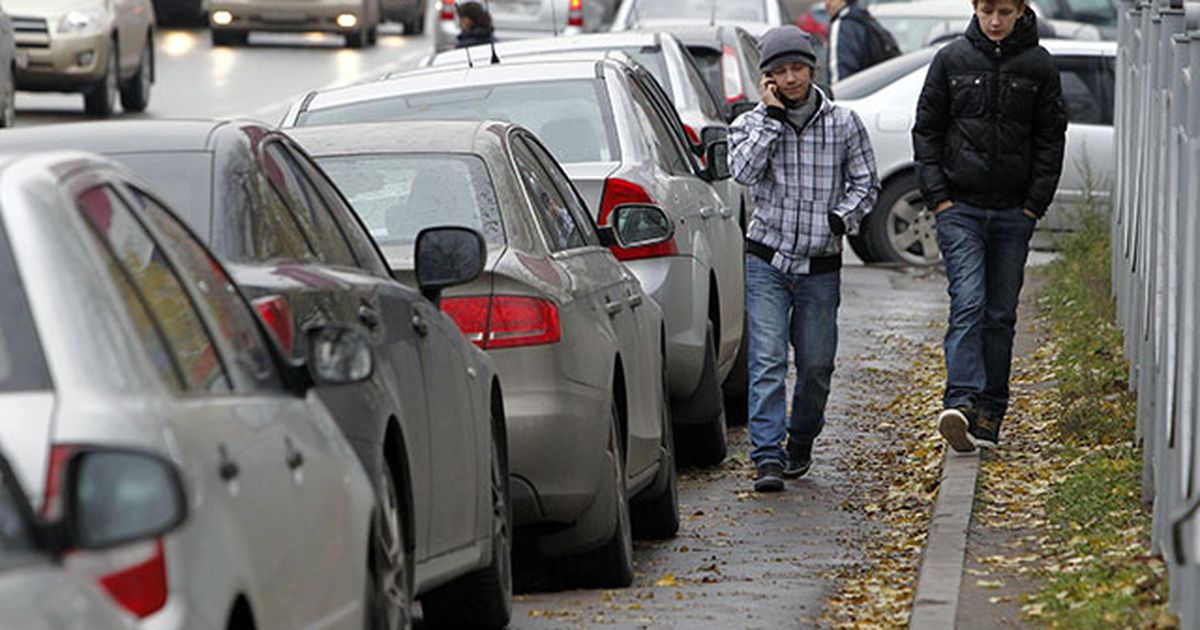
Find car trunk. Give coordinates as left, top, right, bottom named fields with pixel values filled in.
left=560, top=161, right=621, bottom=221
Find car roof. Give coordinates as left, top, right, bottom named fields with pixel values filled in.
left=285, top=120, right=505, bottom=156
left=428, top=32, right=663, bottom=68
left=0, top=119, right=232, bottom=155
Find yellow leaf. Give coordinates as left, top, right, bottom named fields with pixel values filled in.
left=655, top=574, right=677, bottom=587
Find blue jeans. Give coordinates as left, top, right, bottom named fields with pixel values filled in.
left=935, top=202, right=1035, bottom=420
left=745, top=254, right=841, bottom=467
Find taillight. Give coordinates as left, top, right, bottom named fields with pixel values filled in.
left=567, top=0, right=584, bottom=27
left=440, top=0, right=455, bottom=21
left=598, top=178, right=679, bottom=261
left=722, top=45, right=745, bottom=103
left=252, top=295, right=294, bottom=356
left=41, top=444, right=75, bottom=520
left=682, top=124, right=701, bottom=147
left=98, top=540, right=170, bottom=618
left=441, top=295, right=561, bottom=349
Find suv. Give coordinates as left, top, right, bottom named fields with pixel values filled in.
left=6, top=0, right=155, bottom=117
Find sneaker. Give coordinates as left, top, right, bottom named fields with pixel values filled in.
left=971, top=414, right=1001, bottom=449
left=753, top=461, right=785, bottom=492
left=938, top=406, right=978, bottom=453
left=783, top=441, right=812, bottom=479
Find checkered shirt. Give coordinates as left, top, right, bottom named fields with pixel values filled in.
left=728, top=89, right=880, bottom=275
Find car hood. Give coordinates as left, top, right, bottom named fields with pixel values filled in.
left=4, top=0, right=106, bottom=16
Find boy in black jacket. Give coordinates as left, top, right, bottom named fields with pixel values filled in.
left=912, top=0, right=1066, bottom=451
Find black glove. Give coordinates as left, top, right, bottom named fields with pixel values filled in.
left=827, top=212, right=846, bottom=237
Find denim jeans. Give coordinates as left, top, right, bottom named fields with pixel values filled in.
left=745, top=254, right=841, bottom=467
left=935, top=202, right=1035, bottom=420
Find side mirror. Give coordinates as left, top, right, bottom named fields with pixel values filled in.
left=63, top=449, right=187, bottom=551
left=415, top=226, right=486, bottom=303
left=606, top=204, right=674, bottom=249
left=728, top=101, right=756, bottom=121
left=307, top=325, right=373, bottom=385
left=700, top=127, right=731, bottom=182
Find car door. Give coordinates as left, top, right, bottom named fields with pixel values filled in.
left=126, top=183, right=367, bottom=625
left=73, top=183, right=308, bottom=625
left=114, top=0, right=150, bottom=75
left=1046, top=52, right=1116, bottom=232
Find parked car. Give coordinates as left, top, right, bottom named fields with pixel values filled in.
left=0, top=121, right=514, bottom=629
left=208, top=0, right=382, bottom=47
left=834, top=39, right=1116, bottom=265
left=152, top=0, right=208, bottom=24
left=290, top=118, right=681, bottom=586
left=610, top=0, right=788, bottom=37
left=653, top=24, right=764, bottom=122
left=283, top=51, right=744, bottom=465
left=431, top=0, right=621, bottom=53
left=6, top=0, right=156, bottom=117
left=1030, top=0, right=1117, bottom=39
left=383, top=0, right=425, bottom=34
left=0, top=442, right=184, bottom=629
left=0, top=149, right=381, bottom=627
left=869, top=0, right=1101, bottom=55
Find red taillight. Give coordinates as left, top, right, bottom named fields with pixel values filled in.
left=252, top=295, right=294, bottom=356
left=41, top=444, right=75, bottom=519
left=440, top=0, right=455, bottom=21
left=682, top=124, right=701, bottom=147
left=441, top=296, right=561, bottom=349
left=722, top=45, right=745, bottom=103
left=598, top=178, right=679, bottom=261
left=98, top=540, right=170, bottom=618
left=567, top=0, right=584, bottom=27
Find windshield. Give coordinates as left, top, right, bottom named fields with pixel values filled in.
left=0, top=221, right=51, bottom=394
left=300, top=80, right=621, bottom=164
left=314, top=153, right=504, bottom=246
left=833, top=46, right=938, bottom=100
left=630, top=0, right=766, bottom=23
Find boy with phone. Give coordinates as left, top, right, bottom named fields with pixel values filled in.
left=728, top=25, right=879, bottom=493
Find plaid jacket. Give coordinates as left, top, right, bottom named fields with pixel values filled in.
left=729, top=89, right=879, bottom=274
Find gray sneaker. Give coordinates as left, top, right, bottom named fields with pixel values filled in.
left=938, top=406, right=978, bottom=453
left=754, top=462, right=785, bottom=492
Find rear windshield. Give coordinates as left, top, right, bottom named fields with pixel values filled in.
left=0, top=221, right=51, bottom=393
left=632, top=0, right=766, bottom=23
left=110, top=152, right=214, bottom=240
left=299, top=80, right=621, bottom=163
left=314, top=153, right=505, bottom=246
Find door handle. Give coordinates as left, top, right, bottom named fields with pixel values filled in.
left=284, top=438, right=304, bottom=470
left=605, top=298, right=623, bottom=317
left=358, top=305, right=381, bottom=329
left=411, top=313, right=429, bottom=337
left=699, top=207, right=715, bottom=220
left=218, top=444, right=239, bottom=481
left=719, top=206, right=734, bottom=219
left=626, top=294, right=643, bottom=309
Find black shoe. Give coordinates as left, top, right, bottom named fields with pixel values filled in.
left=753, top=462, right=785, bottom=492
left=938, top=406, right=978, bottom=453
left=783, top=441, right=812, bottom=479
left=971, top=414, right=1001, bottom=449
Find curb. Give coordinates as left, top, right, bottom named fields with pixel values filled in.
left=909, top=451, right=981, bottom=629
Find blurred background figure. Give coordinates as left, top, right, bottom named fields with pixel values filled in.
left=456, top=1, right=497, bottom=47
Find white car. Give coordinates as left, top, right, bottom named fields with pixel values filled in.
left=869, top=0, right=1102, bottom=55
left=609, top=0, right=787, bottom=37
left=834, top=39, right=1116, bottom=265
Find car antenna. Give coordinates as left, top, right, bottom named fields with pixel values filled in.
left=483, top=0, right=500, bottom=63
left=549, top=0, right=560, bottom=37
left=709, top=0, right=717, bottom=25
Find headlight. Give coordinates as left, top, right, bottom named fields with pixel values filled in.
left=57, top=10, right=105, bottom=35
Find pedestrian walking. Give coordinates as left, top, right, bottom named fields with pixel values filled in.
left=728, top=25, right=879, bottom=493
left=455, top=2, right=496, bottom=48
left=824, top=0, right=901, bottom=83
left=913, top=0, right=1067, bottom=452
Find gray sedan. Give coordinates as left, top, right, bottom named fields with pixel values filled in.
left=291, top=119, right=680, bottom=587
left=432, top=0, right=621, bottom=52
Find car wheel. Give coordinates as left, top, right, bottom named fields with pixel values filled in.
left=568, top=403, right=635, bottom=587
left=119, top=38, right=152, bottom=113
left=721, top=317, right=749, bottom=427
left=631, top=359, right=680, bottom=540
left=366, top=469, right=412, bottom=630
left=866, top=172, right=941, bottom=266
left=83, top=42, right=118, bottom=117
left=420, top=412, right=513, bottom=629
left=846, top=232, right=877, bottom=263
left=673, top=323, right=728, bottom=467
left=211, top=29, right=247, bottom=46
left=0, top=68, right=15, bottom=128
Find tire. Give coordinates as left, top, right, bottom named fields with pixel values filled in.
left=673, top=323, right=728, bottom=467
left=568, top=404, right=635, bottom=587
left=367, top=25, right=378, bottom=45
left=632, top=360, right=680, bottom=540
left=722, top=317, right=749, bottom=427
left=366, top=470, right=412, bottom=630
left=211, top=30, right=248, bottom=46
left=119, top=39, right=152, bottom=113
left=865, top=172, right=941, bottom=266
left=0, top=68, right=15, bottom=128
left=421, top=414, right=512, bottom=629
left=405, top=16, right=424, bottom=35
left=846, top=232, right=876, bottom=263
left=83, top=42, right=119, bottom=117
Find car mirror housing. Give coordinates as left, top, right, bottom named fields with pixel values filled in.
left=610, top=204, right=674, bottom=249
left=307, top=326, right=374, bottom=385
left=415, top=226, right=486, bottom=303
left=64, top=449, right=188, bottom=551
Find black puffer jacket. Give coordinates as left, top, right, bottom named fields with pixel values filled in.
left=912, top=12, right=1067, bottom=217
left=455, top=25, right=495, bottom=48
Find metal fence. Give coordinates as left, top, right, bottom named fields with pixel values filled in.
left=1113, top=0, right=1200, bottom=624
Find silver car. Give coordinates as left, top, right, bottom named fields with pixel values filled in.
left=209, top=0, right=382, bottom=47
left=283, top=51, right=745, bottom=466
left=0, top=7, right=19, bottom=128
left=290, top=119, right=679, bottom=586
left=834, top=40, right=1116, bottom=264
left=431, top=0, right=621, bottom=52
left=0, top=150, right=379, bottom=628
left=610, top=0, right=787, bottom=38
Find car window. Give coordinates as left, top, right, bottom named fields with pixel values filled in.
left=621, top=47, right=671, bottom=93
left=0, top=221, right=51, bottom=393
left=299, top=80, right=621, bottom=164
left=315, top=153, right=505, bottom=246
left=77, top=186, right=230, bottom=393
left=832, top=47, right=939, bottom=100
left=262, top=143, right=358, bottom=268
left=519, top=135, right=602, bottom=247
left=739, top=31, right=761, bottom=72
left=1054, top=54, right=1114, bottom=126
left=627, top=75, right=694, bottom=176
left=214, top=141, right=316, bottom=264
left=687, top=45, right=724, bottom=101
left=631, top=0, right=767, bottom=23
left=511, top=140, right=587, bottom=252
left=679, top=46, right=724, bottom=120
left=128, top=186, right=279, bottom=390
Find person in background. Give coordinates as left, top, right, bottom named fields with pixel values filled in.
left=455, top=2, right=496, bottom=48
left=825, top=0, right=901, bottom=82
